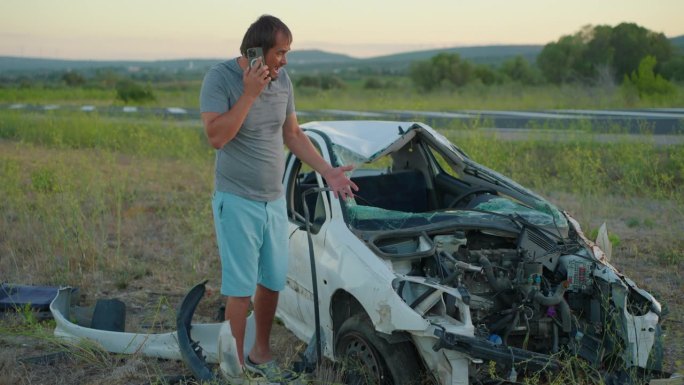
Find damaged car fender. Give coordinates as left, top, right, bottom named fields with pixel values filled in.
left=279, top=205, right=430, bottom=358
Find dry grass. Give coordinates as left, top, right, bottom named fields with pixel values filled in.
left=0, top=139, right=216, bottom=295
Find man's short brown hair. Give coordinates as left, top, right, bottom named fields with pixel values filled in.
left=240, top=15, right=292, bottom=56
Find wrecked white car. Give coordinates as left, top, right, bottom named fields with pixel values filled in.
left=277, top=120, right=674, bottom=384
left=48, top=120, right=678, bottom=385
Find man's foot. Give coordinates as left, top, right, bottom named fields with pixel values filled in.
left=244, top=356, right=298, bottom=383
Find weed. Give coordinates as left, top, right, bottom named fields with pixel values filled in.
left=658, top=249, right=684, bottom=266
left=642, top=217, right=656, bottom=228
left=30, top=167, right=62, bottom=193
left=586, top=227, right=622, bottom=247
left=114, top=266, right=150, bottom=290
left=11, top=303, right=40, bottom=328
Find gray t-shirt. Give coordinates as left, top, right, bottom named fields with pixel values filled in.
left=200, top=58, right=295, bottom=201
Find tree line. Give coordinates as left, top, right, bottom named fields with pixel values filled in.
left=409, top=23, right=682, bottom=97
left=3, top=22, right=682, bottom=103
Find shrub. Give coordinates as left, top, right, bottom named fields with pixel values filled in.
left=473, top=65, right=502, bottom=85
left=363, top=77, right=384, bottom=89
left=294, top=74, right=345, bottom=90
left=622, top=55, right=677, bottom=99
left=115, top=80, right=155, bottom=104
left=62, top=71, right=86, bottom=87
left=319, top=74, right=345, bottom=90
left=296, top=75, right=321, bottom=88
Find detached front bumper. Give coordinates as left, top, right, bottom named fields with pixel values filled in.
left=49, top=284, right=223, bottom=363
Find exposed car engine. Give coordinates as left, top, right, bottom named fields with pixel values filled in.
left=365, top=217, right=663, bottom=379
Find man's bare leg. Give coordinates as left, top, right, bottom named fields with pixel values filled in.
left=225, top=296, right=251, bottom=365
left=248, top=284, right=279, bottom=363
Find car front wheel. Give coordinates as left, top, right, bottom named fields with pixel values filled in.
left=336, top=314, right=427, bottom=385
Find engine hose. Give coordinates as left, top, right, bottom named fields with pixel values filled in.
left=552, top=323, right=559, bottom=353
left=502, top=310, right=520, bottom=345
left=479, top=255, right=512, bottom=292
left=558, top=298, right=572, bottom=333
left=532, top=284, right=567, bottom=306
left=532, top=283, right=571, bottom=333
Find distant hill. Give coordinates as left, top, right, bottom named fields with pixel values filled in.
left=351, top=45, right=543, bottom=74
left=286, top=49, right=357, bottom=64
left=0, top=45, right=540, bottom=76
left=369, top=45, right=543, bottom=64
left=2, top=35, right=683, bottom=76
left=0, top=51, right=358, bottom=75
left=0, top=56, right=218, bottom=74
left=671, top=35, right=684, bottom=53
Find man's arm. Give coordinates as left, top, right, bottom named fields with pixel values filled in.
left=201, top=59, right=271, bottom=149
left=283, top=112, right=358, bottom=199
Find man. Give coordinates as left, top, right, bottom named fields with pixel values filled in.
left=199, top=15, right=357, bottom=380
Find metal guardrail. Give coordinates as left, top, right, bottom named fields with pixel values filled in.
left=2, top=103, right=684, bottom=134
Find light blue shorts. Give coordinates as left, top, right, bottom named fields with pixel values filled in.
left=212, top=191, right=289, bottom=297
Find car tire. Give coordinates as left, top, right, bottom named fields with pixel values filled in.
left=336, top=313, right=427, bottom=385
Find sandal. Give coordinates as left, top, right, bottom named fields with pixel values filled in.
left=244, top=356, right=298, bottom=383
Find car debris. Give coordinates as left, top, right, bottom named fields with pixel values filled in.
left=1, top=283, right=73, bottom=321
left=50, top=280, right=311, bottom=384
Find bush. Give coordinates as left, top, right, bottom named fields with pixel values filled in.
left=622, top=56, right=677, bottom=99
left=473, top=65, right=502, bottom=85
left=295, top=74, right=345, bottom=90
left=115, top=80, right=156, bottom=104
left=296, top=75, right=321, bottom=88
left=319, top=75, right=345, bottom=90
left=62, top=71, right=85, bottom=87
left=363, top=77, right=384, bottom=89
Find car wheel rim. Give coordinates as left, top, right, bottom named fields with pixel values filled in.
left=343, top=332, right=385, bottom=383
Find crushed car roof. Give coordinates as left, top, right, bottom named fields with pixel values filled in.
left=301, top=120, right=437, bottom=162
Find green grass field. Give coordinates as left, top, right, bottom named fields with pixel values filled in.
left=1, top=84, right=683, bottom=384
left=3, top=78, right=684, bottom=110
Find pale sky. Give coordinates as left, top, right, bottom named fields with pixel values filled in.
left=1, top=0, right=683, bottom=60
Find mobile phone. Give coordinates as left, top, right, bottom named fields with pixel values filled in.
left=246, top=47, right=264, bottom=69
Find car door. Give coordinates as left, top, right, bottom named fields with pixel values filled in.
left=278, top=137, right=331, bottom=340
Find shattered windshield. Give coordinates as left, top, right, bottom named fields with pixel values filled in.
left=474, top=197, right=568, bottom=228
left=345, top=202, right=523, bottom=231
left=344, top=198, right=566, bottom=232
left=331, top=143, right=369, bottom=170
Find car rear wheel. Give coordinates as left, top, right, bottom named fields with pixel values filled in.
left=336, top=314, right=427, bottom=385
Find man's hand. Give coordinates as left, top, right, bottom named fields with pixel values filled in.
left=321, top=165, right=359, bottom=200
left=243, top=58, right=271, bottom=98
